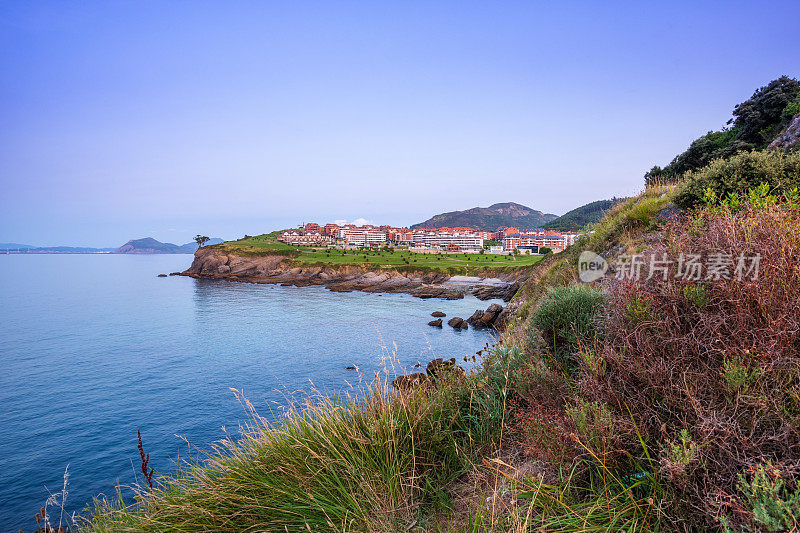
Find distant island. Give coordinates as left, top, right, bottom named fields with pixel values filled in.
left=1, top=237, right=223, bottom=254
left=411, top=202, right=557, bottom=231
left=0, top=243, right=116, bottom=254
left=113, top=237, right=223, bottom=254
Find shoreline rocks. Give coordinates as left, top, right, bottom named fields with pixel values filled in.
left=428, top=318, right=443, bottom=327
left=447, top=317, right=468, bottom=329
left=182, top=247, right=525, bottom=303
left=466, top=303, right=504, bottom=329
left=393, top=357, right=466, bottom=390
left=392, top=372, right=431, bottom=390
left=431, top=311, right=446, bottom=317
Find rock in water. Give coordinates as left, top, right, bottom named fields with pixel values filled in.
left=157, top=273, right=168, bottom=277
left=431, top=311, right=446, bottom=317
left=467, top=303, right=504, bottom=329
left=426, top=357, right=456, bottom=378
left=448, top=317, right=468, bottom=329
left=426, top=357, right=465, bottom=379
left=392, top=372, right=430, bottom=390
left=466, top=309, right=485, bottom=328
left=428, top=318, right=443, bottom=327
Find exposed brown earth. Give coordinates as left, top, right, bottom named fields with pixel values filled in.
left=182, top=247, right=525, bottom=301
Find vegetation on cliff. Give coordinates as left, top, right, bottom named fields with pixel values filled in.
left=542, top=198, right=623, bottom=232
left=645, top=76, right=800, bottom=186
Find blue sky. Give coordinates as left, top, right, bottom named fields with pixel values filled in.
left=1, top=1, right=798, bottom=246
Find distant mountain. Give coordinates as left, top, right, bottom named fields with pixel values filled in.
left=0, top=243, right=37, bottom=251
left=411, top=202, right=558, bottom=231
left=0, top=243, right=115, bottom=253
left=113, top=237, right=223, bottom=254
left=543, top=198, right=625, bottom=232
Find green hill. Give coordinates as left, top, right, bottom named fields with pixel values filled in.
left=114, top=237, right=223, bottom=254
left=542, top=198, right=623, bottom=231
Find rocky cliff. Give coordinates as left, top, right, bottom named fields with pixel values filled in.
left=182, top=247, right=524, bottom=301
left=769, top=112, right=800, bottom=151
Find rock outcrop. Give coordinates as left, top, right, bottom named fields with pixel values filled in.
left=392, top=372, right=431, bottom=390
left=428, top=318, right=443, bottom=327
left=431, top=311, right=446, bottom=317
left=769, top=112, right=800, bottom=151
left=426, top=357, right=459, bottom=378
left=182, top=247, right=524, bottom=301
left=466, top=303, right=504, bottom=329
left=393, top=357, right=466, bottom=391
left=447, top=317, right=468, bottom=329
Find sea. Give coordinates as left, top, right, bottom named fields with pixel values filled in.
left=0, top=254, right=500, bottom=531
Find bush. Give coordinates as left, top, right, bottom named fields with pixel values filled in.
left=584, top=200, right=800, bottom=528
left=531, top=285, right=605, bottom=368
left=728, top=462, right=800, bottom=532
left=674, top=149, right=800, bottom=208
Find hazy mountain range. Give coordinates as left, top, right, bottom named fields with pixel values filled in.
left=0, top=237, right=223, bottom=254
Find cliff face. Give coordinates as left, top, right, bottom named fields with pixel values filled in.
left=769, top=112, right=800, bottom=151
left=182, top=247, right=524, bottom=301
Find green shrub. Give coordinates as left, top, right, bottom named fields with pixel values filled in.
left=722, top=355, right=762, bottom=393
left=531, top=285, right=605, bottom=367
left=566, top=399, right=617, bottom=453
left=674, top=150, right=800, bottom=208
left=682, top=283, right=709, bottom=308
left=726, top=463, right=800, bottom=532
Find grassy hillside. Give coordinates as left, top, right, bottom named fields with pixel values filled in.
left=212, top=233, right=545, bottom=274
left=541, top=198, right=623, bottom=232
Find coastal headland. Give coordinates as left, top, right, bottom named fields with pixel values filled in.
left=182, top=245, right=530, bottom=302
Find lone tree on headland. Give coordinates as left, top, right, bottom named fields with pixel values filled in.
left=194, top=235, right=210, bottom=249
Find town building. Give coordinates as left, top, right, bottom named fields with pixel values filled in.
left=502, top=228, right=573, bottom=252
left=279, top=232, right=333, bottom=246
left=410, top=230, right=483, bottom=250
left=338, top=228, right=387, bottom=246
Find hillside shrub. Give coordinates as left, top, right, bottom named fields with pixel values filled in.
left=581, top=200, right=800, bottom=528
left=674, top=149, right=800, bottom=208
left=646, top=76, right=800, bottom=185
left=531, top=285, right=604, bottom=369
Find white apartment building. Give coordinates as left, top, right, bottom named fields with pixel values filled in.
left=338, top=228, right=387, bottom=246
left=410, top=231, right=484, bottom=250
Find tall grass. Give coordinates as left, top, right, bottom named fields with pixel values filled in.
left=85, top=378, right=501, bottom=532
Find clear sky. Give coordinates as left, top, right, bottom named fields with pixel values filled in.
left=1, top=1, right=798, bottom=246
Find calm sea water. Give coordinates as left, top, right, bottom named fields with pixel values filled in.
left=0, top=254, right=499, bottom=531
